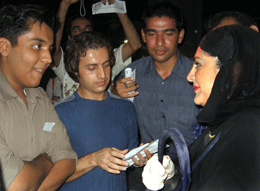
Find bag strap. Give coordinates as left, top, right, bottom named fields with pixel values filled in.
left=191, top=132, right=221, bottom=172
left=158, top=128, right=191, bottom=191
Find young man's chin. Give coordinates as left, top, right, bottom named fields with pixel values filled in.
left=25, top=80, right=41, bottom=88
left=94, top=88, right=107, bottom=95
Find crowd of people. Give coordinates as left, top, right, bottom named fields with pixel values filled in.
left=0, top=0, right=259, bottom=190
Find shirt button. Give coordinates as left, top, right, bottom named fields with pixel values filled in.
left=162, top=82, right=164, bottom=85
left=162, top=115, right=165, bottom=118
left=160, top=100, right=163, bottom=102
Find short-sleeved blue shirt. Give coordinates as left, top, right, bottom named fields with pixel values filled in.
left=119, top=52, right=199, bottom=146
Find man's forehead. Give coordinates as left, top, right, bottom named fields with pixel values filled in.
left=146, top=16, right=176, bottom=22
left=71, top=18, right=91, bottom=26
left=21, top=21, right=54, bottom=44
left=145, top=16, right=177, bottom=28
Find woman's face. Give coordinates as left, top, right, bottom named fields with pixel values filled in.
left=187, top=47, right=220, bottom=106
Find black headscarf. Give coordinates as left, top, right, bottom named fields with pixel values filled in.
left=196, top=25, right=260, bottom=130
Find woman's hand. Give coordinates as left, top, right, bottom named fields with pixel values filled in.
left=142, top=154, right=176, bottom=190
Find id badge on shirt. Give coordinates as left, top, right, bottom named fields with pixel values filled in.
left=43, top=122, right=55, bottom=132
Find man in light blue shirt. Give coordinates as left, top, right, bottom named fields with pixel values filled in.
left=112, top=4, right=200, bottom=190
left=113, top=3, right=199, bottom=158
left=119, top=53, right=199, bottom=145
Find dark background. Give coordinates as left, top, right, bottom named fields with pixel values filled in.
left=1, top=0, right=258, bottom=89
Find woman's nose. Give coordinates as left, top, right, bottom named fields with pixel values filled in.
left=187, top=65, right=195, bottom=83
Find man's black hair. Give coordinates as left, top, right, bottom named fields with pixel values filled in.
left=204, top=11, right=258, bottom=33
left=65, top=31, right=115, bottom=83
left=142, top=3, right=184, bottom=32
left=0, top=4, right=56, bottom=46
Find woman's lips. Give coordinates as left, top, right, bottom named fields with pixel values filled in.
left=193, top=85, right=200, bottom=92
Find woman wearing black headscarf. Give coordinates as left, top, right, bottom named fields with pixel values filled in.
left=142, top=25, right=260, bottom=190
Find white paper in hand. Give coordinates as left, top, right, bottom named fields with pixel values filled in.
left=92, top=0, right=127, bottom=15
left=125, top=68, right=136, bottom=102
left=124, top=139, right=169, bottom=168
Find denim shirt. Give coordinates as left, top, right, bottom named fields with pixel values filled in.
left=120, top=52, right=200, bottom=146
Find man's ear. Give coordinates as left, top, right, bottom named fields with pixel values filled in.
left=0, top=38, right=12, bottom=56
left=178, top=29, right=185, bottom=44
left=141, top=28, right=147, bottom=43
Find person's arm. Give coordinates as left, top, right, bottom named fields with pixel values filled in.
left=117, top=13, right=141, bottom=62
left=66, top=147, right=128, bottom=183
left=51, top=0, right=79, bottom=68
left=37, top=159, right=75, bottom=191
left=36, top=90, right=77, bottom=189
left=8, top=154, right=53, bottom=191
left=101, top=0, right=141, bottom=62
left=0, top=125, right=53, bottom=190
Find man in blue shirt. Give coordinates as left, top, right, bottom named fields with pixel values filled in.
left=55, top=32, right=138, bottom=190
left=112, top=3, right=200, bottom=190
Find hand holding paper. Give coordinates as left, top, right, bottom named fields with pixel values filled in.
left=123, top=139, right=169, bottom=168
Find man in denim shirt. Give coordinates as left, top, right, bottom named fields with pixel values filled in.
left=121, top=53, right=199, bottom=144
left=112, top=3, right=200, bottom=190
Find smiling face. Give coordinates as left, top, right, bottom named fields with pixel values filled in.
left=141, top=16, right=184, bottom=65
left=187, top=47, right=220, bottom=106
left=76, top=47, right=111, bottom=100
left=0, top=21, right=54, bottom=91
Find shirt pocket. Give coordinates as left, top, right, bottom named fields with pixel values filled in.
left=40, top=130, right=54, bottom=153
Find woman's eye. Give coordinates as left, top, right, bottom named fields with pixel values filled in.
left=195, top=62, right=200, bottom=67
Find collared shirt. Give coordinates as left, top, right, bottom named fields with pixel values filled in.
left=119, top=52, right=200, bottom=145
left=0, top=70, right=77, bottom=189
left=193, top=121, right=207, bottom=140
